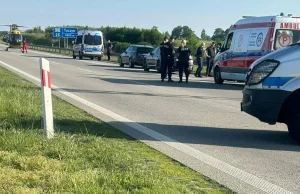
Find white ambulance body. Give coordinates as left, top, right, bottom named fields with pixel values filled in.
left=241, top=42, right=300, bottom=143
left=214, top=14, right=300, bottom=84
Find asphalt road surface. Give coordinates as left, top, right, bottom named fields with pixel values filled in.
left=0, top=45, right=299, bottom=194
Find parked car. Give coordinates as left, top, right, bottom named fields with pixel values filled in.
left=143, top=47, right=161, bottom=72
left=119, top=45, right=154, bottom=68
left=143, top=46, right=179, bottom=72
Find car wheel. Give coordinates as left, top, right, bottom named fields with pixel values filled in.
left=214, top=67, right=224, bottom=84
left=98, top=56, right=101, bottom=61
left=79, top=52, right=83, bottom=60
left=119, top=57, right=124, bottom=67
left=73, top=51, right=76, bottom=59
left=287, top=111, right=300, bottom=144
left=129, top=58, right=134, bottom=68
left=90, top=57, right=94, bottom=60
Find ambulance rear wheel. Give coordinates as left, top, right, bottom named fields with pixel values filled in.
left=287, top=111, right=300, bottom=144
left=214, top=67, right=224, bottom=84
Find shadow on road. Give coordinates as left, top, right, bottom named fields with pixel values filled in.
left=21, top=55, right=73, bottom=60
left=59, top=88, right=242, bottom=101
left=89, top=76, right=244, bottom=91
left=106, top=67, right=174, bottom=75
left=14, top=116, right=300, bottom=152
left=133, top=122, right=299, bottom=152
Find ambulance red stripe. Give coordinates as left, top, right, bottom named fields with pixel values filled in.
left=233, top=22, right=276, bottom=30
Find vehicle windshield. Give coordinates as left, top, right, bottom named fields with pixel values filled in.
left=151, top=47, right=158, bottom=54
left=84, top=34, right=102, bottom=45
left=274, top=29, right=300, bottom=50
left=75, top=35, right=83, bottom=44
left=10, top=34, right=22, bottom=41
left=137, top=47, right=153, bottom=54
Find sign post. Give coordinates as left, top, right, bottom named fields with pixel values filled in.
left=40, top=58, right=54, bottom=139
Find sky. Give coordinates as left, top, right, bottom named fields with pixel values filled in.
left=0, top=0, right=299, bottom=37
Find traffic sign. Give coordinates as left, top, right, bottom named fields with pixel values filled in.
left=52, top=27, right=78, bottom=38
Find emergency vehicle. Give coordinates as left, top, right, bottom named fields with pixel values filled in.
left=72, top=30, right=104, bottom=61
left=241, top=42, right=300, bottom=143
left=214, top=14, right=300, bottom=84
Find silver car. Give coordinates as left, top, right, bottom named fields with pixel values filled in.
left=143, top=47, right=161, bottom=72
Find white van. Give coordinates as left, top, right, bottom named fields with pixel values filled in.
left=214, top=14, right=300, bottom=84
left=72, top=30, right=104, bottom=61
left=241, top=42, right=300, bottom=143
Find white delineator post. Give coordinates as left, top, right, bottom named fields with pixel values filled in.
left=40, top=58, right=54, bottom=139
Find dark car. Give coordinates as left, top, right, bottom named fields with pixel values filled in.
left=119, top=45, right=154, bottom=68
left=143, top=46, right=179, bottom=73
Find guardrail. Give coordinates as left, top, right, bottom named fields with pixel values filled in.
left=27, top=45, right=120, bottom=57
left=25, top=44, right=199, bottom=66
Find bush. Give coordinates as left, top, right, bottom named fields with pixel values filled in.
left=112, top=42, right=131, bottom=53
left=23, top=33, right=53, bottom=46
left=136, top=42, right=153, bottom=46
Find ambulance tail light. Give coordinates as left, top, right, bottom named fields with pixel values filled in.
left=246, top=60, right=280, bottom=85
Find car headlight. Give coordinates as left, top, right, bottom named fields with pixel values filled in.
left=246, top=60, right=280, bottom=85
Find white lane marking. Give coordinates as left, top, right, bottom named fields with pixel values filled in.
left=0, top=59, right=295, bottom=194
left=77, top=68, right=93, bottom=73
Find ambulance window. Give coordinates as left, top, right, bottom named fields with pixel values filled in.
left=274, top=30, right=300, bottom=50
left=224, top=32, right=234, bottom=51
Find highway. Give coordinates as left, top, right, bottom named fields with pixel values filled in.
left=0, top=45, right=299, bottom=194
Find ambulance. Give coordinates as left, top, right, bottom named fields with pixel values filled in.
left=214, top=14, right=300, bottom=84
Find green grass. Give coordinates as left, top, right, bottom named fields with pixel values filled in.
left=0, top=66, right=234, bottom=193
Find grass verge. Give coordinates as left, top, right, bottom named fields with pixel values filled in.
left=0, top=66, right=234, bottom=193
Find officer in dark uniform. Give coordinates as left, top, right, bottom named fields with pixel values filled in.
left=195, top=42, right=207, bottom=77
left=162, top=36, right=175, bottom=82
left=177, top=40, right=191, bottom=83
left=160, top=36, right=168, bottom=80
left=206, top=42, right=216, bottom=77
left=107, top=40, right=113, bottom=61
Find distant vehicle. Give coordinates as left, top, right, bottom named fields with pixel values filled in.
left=72, top=30, right=104, bottom=61
left=143, top=46, right=179, bottom=72
left=214, top=13, right=300, bottom=85
left=241, top=42, right=300, bottom=143
left=119, top=45, right=154, bottom=68
left=0, top=24, right=25, bottom=50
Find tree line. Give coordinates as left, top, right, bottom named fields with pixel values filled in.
left=1, top=25, right=232, bottom=55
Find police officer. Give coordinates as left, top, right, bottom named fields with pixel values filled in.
left=160, top=36, right=168, bottom=81
left=206, top=42, right=216, bottom=77
left=162, top=36, right=175, bottom=82
left=177, top=40, right=191, bottom=83
left=107, top=40, right=113, bottom=61
left=195, top=42, right=208, bottom=77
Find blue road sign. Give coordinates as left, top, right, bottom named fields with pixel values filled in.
left=52, top=27, right=78, bottom=38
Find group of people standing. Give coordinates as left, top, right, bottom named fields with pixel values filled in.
left=159, top=36, right=217, bottom=83
left=159, top=36, right=192, bottom=83
left=194, top=42, right=216, bottom=78
left=105, top=37, right=217, bottom=82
